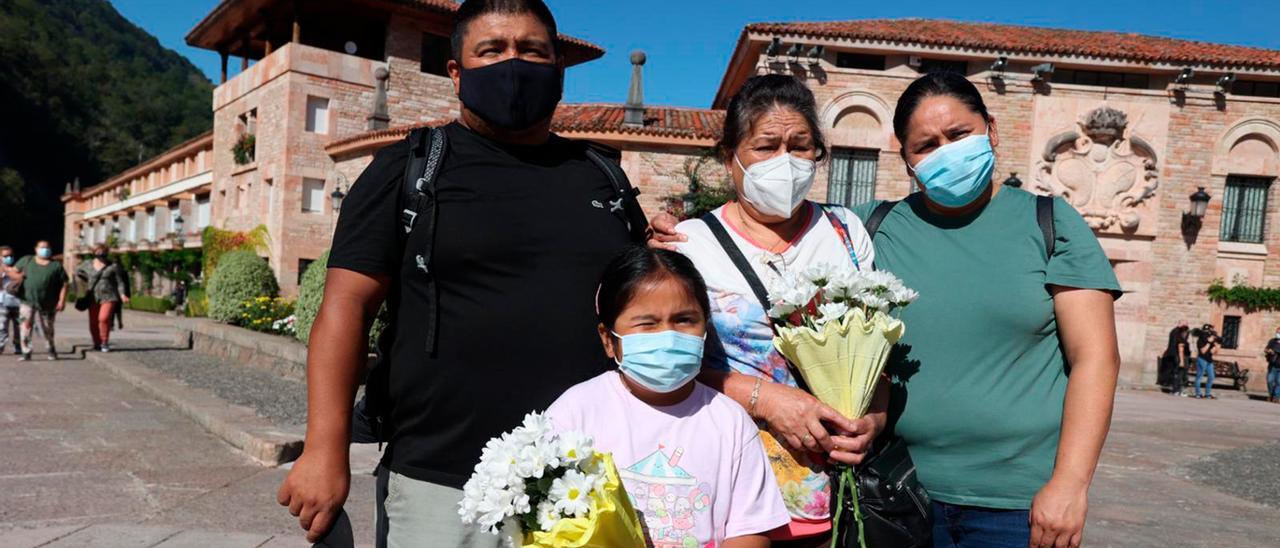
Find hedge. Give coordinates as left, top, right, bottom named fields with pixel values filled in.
left=207, top=250, right=279, bottom=323
left=293, top=248, right=387, bottom=347
left=294, top=250, right=329, bottom=345
left=185, top=286, right=208, bottom=317
left=125, top=295, right=173, bottom=313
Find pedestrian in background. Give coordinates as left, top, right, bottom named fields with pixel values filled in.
left=1160, top=320, right=1190, bottom=396
left=0, top=245, right=22, bottom=355
left=14, top=240, right=68, bottom=361
left=1264, top=326, right=1280, bottom=403
left=76, top=244, right=130, bottom=352
left=1193, top=324, right=1220, bottom=400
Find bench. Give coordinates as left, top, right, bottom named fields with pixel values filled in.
left=1184, top=359, right=1250, bottom=392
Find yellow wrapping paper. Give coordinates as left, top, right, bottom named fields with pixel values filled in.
left=523, top=453, right=647, bottom=548
left=773, top=308, right=905, bottom=419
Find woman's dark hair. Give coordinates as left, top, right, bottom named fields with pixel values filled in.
left=892, top=71, right=991, bottom=146
left=92, top=244, right=109, bottom=257
left=597, top=246, right=711, bottom=330
left=716, top=74, right=828, bottom=164
left=452, top=0, right=558, bottom=61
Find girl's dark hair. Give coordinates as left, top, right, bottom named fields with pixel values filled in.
left=716, top=74, right=828, bottom=164
left=597, top=246, right=711, bottom=330
left=892, top=71, right=991, bottom=146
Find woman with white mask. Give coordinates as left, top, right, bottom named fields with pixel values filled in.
left=671, top=74, right=884, bottom=545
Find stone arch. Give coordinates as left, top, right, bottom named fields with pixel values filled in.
left=1213, top=118, right=1280, bottom=177
left=821, top=91, right=894, bottom=151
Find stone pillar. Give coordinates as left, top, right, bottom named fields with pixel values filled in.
left=623, top=51, right=646, bottom=128
left=367, top=67, right=391, bottom=130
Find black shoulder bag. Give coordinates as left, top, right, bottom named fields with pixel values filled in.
left=699, top=207, right=932, bottom=548
left=75, top=266, right=104, bottom=312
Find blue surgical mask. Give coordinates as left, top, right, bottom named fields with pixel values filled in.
left=1, top=256, right=11, bottom=266
left=36, top=248, right=51, bottom=259
left=909, top=131, right=995, bottom=208
left=612, top=330, right=705, bottom=394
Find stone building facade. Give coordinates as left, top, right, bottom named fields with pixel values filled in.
left=63, top=5, right=1280, bottom=389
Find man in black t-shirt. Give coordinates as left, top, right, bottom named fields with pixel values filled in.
left=276, top=1, right=637, bottom=544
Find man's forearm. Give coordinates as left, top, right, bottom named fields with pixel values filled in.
left=303, top=299, right=372, bottom=457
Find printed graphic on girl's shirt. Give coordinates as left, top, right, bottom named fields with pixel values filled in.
left=620, top=446, right=713, bottom=548
left=705, top=291, right=832, bottom=521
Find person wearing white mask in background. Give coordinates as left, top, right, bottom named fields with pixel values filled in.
left=669, top=74, right=884, bottom=546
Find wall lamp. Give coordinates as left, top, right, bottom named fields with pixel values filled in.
left=1215, top=73, right=1236, bottom=95
left=1182, top=186, right=1212, bottom=232
left=1174, top=67, right=1195, bottom=87
left=1031, top=62, right=1054, bottom=82
left=806, top=45, right=824, bottom=67
left=765, top=37, right=782, bottom=62
left=989, top=56, right=1009, bottom=79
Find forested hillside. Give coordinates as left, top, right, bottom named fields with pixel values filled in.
left=0, top=0, right=212, bottom=253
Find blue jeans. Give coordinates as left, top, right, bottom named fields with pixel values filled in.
left=1195, top=357, right=1215, bottom=397
left=1267, top=367, right=1280, bottom=399
left=932, top=501, right=1030, bottom=548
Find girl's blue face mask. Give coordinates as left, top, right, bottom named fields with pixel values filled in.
left=612, top=330, right=705, bottom=394
left=909, top=130, right=995, bottom=209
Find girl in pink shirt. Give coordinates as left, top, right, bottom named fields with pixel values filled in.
left=547, top=247, right=790, bottom=547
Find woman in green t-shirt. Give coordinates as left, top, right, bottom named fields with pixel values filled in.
left=852, top=72, right=1121, bottom=548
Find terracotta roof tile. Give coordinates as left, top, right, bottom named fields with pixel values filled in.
left=747, top=19, right=1280, bottom=70
left=326, top=105, right=725, bottom=156
left=553, top=104, right=724, bottom=140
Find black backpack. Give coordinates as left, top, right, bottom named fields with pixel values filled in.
left=353, top=125, right=650, bottom=444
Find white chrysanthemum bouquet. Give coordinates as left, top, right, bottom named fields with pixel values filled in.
left=459, top=412, right=645, bottom=547
left=766, top=264, right=917, bottom=546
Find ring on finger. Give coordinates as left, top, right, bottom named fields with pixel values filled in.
left=802, top=434, right=814, bottom=444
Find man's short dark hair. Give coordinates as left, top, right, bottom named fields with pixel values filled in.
left=451, top=0, right=558, bottom=61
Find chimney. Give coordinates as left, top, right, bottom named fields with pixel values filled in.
left=367, top=67, right=391, bottom=130
left=623, top=50, right=646, bottom=128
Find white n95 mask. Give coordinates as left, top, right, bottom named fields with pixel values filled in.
left=737, top=153, right=816, bottom=217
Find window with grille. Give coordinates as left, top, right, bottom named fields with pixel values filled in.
left=918, top=58, right=967, bottom=75
left=1221, top=316, right=1241, bottom=350
left=827, top=149, right=878, bottom=207
left=1220, top=176, right=1272, bottom=243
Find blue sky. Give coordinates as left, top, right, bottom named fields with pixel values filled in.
left=111, top=0, right=1280, bottom=108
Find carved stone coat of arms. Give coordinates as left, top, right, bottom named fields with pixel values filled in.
left=1034, top=106, right=1160, bottom=230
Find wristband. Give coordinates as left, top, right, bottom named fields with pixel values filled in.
left=748, top=377, right=762, bottom=417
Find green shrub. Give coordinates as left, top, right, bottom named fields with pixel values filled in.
left=293, top=248, right=387, bottom=348
left=207, top=250, right=279, bottom=323
left=125, top=295, right=173, bottom=313
left=294, top=250, right=330, bottom=345
left=185, top=286, right=208, bottom=317
left=236, top=296, right=295, bottom=334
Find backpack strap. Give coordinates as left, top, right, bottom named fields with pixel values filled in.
left=583, top=143, right=650, bottom=243
left=398, top=126, right=448, bottom=354
left=1036, top=194, right=1056, bottom=259
left=863, top=200, right=899, bottom=238
left=818, top=205, right=861, bottom=271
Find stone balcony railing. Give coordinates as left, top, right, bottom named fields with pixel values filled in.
left=212, top=42, right=380, bottom=112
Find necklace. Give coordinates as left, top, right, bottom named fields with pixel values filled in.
left=733, top=202, right=806, bottom=255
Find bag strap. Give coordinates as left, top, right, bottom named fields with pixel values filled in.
left=865, top=196, right=1056, bottom=258
left=397, top=126, right=448, bottom=355
left=1036, top=194, right=1056, bottom=258
left=699, top=212, right=772, bottom=315
left=862, top=200, right=899, bottom=238
left=583, top=144, right=650, bottom=244
left=699, top=211, right=812, bottom=393
left=818, top=205, right=861, bottom=271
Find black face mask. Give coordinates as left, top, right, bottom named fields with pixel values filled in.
left=458, top=58, right=562, bottom=131
left=94, top=253, right=108, bottom=260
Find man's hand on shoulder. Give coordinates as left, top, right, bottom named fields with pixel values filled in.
left=647, top=212, right=687, bottom=251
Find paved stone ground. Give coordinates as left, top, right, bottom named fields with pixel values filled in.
left=126, top=349, right=307, bottom=428
left=4, top=312, right=1280, bottom=546
left=0, top=313, right=375, bottom=547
